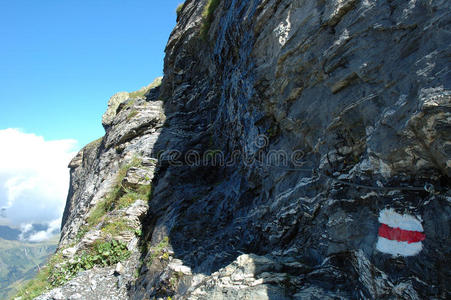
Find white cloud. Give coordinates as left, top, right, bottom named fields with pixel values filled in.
left=0, top=128, right=78, bottom=239
left=27, top=219, right=61, bottom=242
left=18, top=223, right=33, bottom=240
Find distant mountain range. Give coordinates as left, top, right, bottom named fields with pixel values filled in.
left=0, top=225, right=21, bottom=240
left=0, top=225, right=58, bottom=299
left=0, top=223, right=56, bottom=241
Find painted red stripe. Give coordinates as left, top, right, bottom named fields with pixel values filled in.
left=378, top=223, right=425, bottom=244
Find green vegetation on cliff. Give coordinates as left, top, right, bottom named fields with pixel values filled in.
left=200, top=0, right=221, bottom=40
left=87, top=156, right=150, bottom=228
left=128, top=77, right=162, bottom=99
left=14, top=155, right=152, bottom=299
left=176, top=2, right=185, bottom=18
left=49, top=240, right=130, bottom=287
left=15, top=239, right=130, bottom=300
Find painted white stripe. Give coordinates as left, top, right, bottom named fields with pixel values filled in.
left=378, top=209, right=423, bottom=232
left=376, top=237, right=423, bottom=257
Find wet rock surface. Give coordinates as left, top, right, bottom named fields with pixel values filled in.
left=44, top=0, right=450, bottom=299
left=132, top=0, right=450, bottom=299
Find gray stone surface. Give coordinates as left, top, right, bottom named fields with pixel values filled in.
left=134, top=0, right=450, bottom=298
left=60, top=97, right=164, bottom=248
left=102, top=92, right=130, bottom=129
left=47, top=0, right=450, bottom=299
left=35, top=256, right=138, bottom=300
left=45, top=88, right=164, bottom=299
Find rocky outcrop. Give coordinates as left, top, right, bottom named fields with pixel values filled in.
left=36, top=86, right=165, bottom=299
left=38, top=0, right=450, bottom=299
left=102, top=77, right=163, bottom=130
left=60, top=94, right=164, bottom=248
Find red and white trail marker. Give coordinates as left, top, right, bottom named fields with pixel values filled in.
left=376, top=209, right=426, bottom=257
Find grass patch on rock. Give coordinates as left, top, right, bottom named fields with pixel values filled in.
left=176, top=2, right=185, bottom=18
left=126, top=109, right=139, bottom=121
left=75, top=155, right=151, bottom=242
left=128, top=77, right=162, bottom=99
left=101, top=219, right=133, bottom=236
left=200, top=0, right=221, bottom=40
left=50, top=240, right=130, bottom=287
left=76, top=226, right=90, bottom=241
left=15, top=240, right=130, bottom=299
left=147, top=237, right=170, bottom=266
left=118, top=184, right=152, bottom=209
left=87, top=156, right=142, bottom=227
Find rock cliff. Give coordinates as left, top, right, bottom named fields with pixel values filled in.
left=28, top=0, right=450, bottom=299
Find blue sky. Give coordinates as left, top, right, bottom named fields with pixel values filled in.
left=0, top=0, right=182, bottom=147
left=0, top=0, right=183, bottom=236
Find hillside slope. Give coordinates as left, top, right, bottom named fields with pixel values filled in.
left=0, top=237, right=57, bottom=299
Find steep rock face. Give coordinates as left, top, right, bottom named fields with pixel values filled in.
left=60, top=96, right=165, bottom=248
left=133, top=0, right=450, bottom=299
left=47, top=0, right=450, bottom=299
